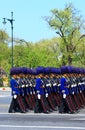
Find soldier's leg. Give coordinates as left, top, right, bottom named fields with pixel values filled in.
left=65, top=97, right=74, bottom=113
left=8, top=98, right=16, bottom=113
left=30, top=94, right=35, bottom=109
left=41, top=96, right=49, bottom=113
left=17, top=95, right=26, bottom=113
left=34, top=98, right=40, bottom=113
left=47, top=95, right=55, bottom=110
left=58, top=97, right=65, bottom=113
left=24, top=95, right=31, bottom=109
left=79, top=92, right=85, bottom=106
left=76, top=93, right=84, bottom=108
left=27, top=94, right=34, bottom=110
left=73, top=94, right=81, bottom=109
left=68, top=95, right=77, bottom=112
left=53, top=93, right=60, bottom=106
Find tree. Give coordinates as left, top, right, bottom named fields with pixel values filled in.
left=34, top=38, right=61, bottom=67
left=0, top=29, right=9, bottom=43
left=45, top=3, right=85, bottom=66
left=0, top=30, right=10, bottom=73
left=74, top=38, right=85, bottom=67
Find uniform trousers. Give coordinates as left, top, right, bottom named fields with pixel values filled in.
left=8, top=97, right=19, bottom=113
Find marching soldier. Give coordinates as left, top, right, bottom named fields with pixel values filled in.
left=59, top=66, right=76, bottom=114
left=34, top=67, right=50, bottom=113
left=8, top=66, right=85, bottom=114
left=8, top=67, right=26, bottom=113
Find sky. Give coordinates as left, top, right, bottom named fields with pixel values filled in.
left=0, top=0, right=85, bottom=43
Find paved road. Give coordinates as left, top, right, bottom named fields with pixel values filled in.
left=0, top=90, right=85, bottom=130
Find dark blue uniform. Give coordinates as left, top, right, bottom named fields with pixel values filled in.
left=8, top=77, right=20, bottom=113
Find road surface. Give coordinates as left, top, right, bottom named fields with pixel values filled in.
left=0, top=89, right=85, bottom=130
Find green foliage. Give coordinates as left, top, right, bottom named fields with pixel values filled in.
left=0, top=29, right=9, bottom=43
left=0, top=3, right=85, bottom=74
left=46, top=3, right=85, bottom=66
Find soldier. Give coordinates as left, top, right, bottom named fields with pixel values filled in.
left=49, top=67, right=62, bottom=108
left=34, top=67, right=50, bottom=113
left=22, top=68, right=33, bottom=110
left=59, top=66, right=76, bottom=114
left=16, top=67, right=30, bottom=112
left=8, top=68, right=19, bottom=113
left=44, top=67, right=57, bottom=111
left=8, top=67, right=26, bottom=113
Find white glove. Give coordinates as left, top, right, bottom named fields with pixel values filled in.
left=37, top=94, right=41, bottom=99
left=33, top=91, right=35, bottom=94
left=30, top=83, right=32, bottom=87
left=46, top=93, right=48, bottom=97
left=13, top=91, right=15, bottom=94
left=72, top=92, right=74, bottom=95
left=53, top=83, right=57, bottom=86
left=62, top=90, right=65, bottom=93
left=22, top=85, right=25, bottom=88
left=26, top=84, right=28, bottom=87
left=30, top=92, right=32, bottom=95
left=14, top=95, right=17, bottom=99
left=63, top=94, right=66, bottom=99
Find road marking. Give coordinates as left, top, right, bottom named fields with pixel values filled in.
left=0, top=104, right=9, bottom=107
left=0, top=125, right=85, bottom=129
left=0, top=95, right=10, bottom=97
left=71, top=118, right=85, bottom=120
left=0, top=112, right=85, bottom=116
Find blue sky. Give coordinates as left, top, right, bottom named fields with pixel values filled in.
left=0, top=0, right=85, bottom=43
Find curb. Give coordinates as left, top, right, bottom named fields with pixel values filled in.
left=0, top=88, right=11, bottom=91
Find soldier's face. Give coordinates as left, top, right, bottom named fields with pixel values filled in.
left=13, top=74, right=17, bottom=79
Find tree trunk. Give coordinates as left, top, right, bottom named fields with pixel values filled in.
left=68, top=55, right=72, bottom=66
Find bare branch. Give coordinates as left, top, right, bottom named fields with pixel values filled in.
left=78, top=34, right=85, bottom=41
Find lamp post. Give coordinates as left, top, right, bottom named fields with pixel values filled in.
left=3, top=12, right=15, bottom=68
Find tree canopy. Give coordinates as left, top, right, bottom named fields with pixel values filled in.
left=45, top=3, right=85, bottom=66
left=0, top=3, right=85, bottom=75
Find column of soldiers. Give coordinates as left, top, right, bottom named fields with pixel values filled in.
left=8, top=66, right=85, bottom=114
